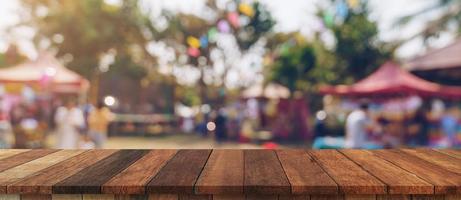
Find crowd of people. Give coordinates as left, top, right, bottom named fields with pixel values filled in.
left=0, top=97, right=113, bottom=149
left=314, top=100, right=461, bottom=149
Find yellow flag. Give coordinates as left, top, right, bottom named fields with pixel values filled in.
left=186, top=36, right=201, bottom=48
left=239, top=3, right=254, bottom=17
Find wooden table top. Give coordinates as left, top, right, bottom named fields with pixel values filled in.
left=0, top=149, right=460, bottom=196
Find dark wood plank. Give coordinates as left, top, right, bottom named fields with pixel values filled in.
left=276, top=149, right=337, bottom=195
left=0, top=150, right=58, bottom=173
left=195, top=149, right=244, bottom=194
left=103, top=149, right=177, bottom=194
left=245, top=195, right=277, bottom=200
left=9, top=150, right=118, bottom=194
left=244, top=150, right=290, bottom=195
left=376, top=195, right=411, bottom=200
left=147, top=149, right=212, bottom=194
left=114, top=195, right=148, bottom=200
left=0, top=150, right=85, bottom=194
left=278, top=195, right=308, bottom=200
left=310, top=195, right=344, bottom=200
left=436, top=149, right=461, bottom=160
left=178, top=194, right=211, bottom=200
left=344, top=195, right=375, bottom=200
left=20, top=194, right=52, bottom=200
left=402, top=149, right=461, bottom=174
left=340, top=149, right=433, bottom=194
left=0, top=150, right=29, bottom=161
left=53, top=150, right=148, bottom=194
left=373, top=149, right=461, bottom=194
left=308, top=150, right=386, bottom=195
left=212, top=194, right=245, bottom=200
left=411, top=195, right=444, bottom=200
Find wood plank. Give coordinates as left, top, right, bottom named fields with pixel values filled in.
left=0, top=150, right=29, bottom=161
left=436, top=149, right=461, bottom=160
left=310, top=195, right=344, bottom=200
left=147, top=150, right=212, bottom=194
left=373, top=149, right=461, bottom=194
left=20, top=194, right=52, bottom=200
left=103, top=150, right=177, bottom=194
left=9, top=150, right=118, bottom=194
left=212, top=195, right=245, bottom=200
left=245, top=195, right=277, bottom=200
left=276, top=149, right=338, bottom=195
left=446, top=194, right=461, bottom=200
left=376, top=195, right=411, bottom=200
left=0, top=194, right=20, bottom=200
left=411, top=195, right=444, bottom=200
left=178, top=194, right=211, bottom=200
left=51, top=195, right=82, bottom=200
left=278, top=195, right=308, bottom=200
left=53, top=150, right=148, bottom=194
left=147, top=194, right=178, bottom=200
left=244, top=150, right=290, bottom=195
left=195, top=149, right=244, bottom=194
left=340, top=149, right=433, bottom=194
left=114, top=195, right=148, bottom=200
left=308, top=150, right=386, bottom=195
left=344, top=195, right=375, bottom=200
left=0, top=150, right=58, bottom=173
left=402, top=149, right=461, bottom=174
left=0, top=150, right=84, bottom=194
left=82, top=194, right=114, bottom=200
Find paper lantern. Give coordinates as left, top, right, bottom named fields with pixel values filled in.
left=238, top=3, right=254, bottom=17
left=217, top=20, right=231, bottom=33
left=208, top=27, right=218, bottom=42
left=187, top=47, right=201, bottom=57
left=227, top=12, right=240, bottom=27
left=187, top=36, right=201, bottom=48
left=347, top=0, right=359, bottom=9
left=200, top=35, right=208, bottom=48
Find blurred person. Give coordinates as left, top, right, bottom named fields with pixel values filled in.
left=55, top=100, right=85, bottom=149
left=345, top=102, right=371, bottom=148
left=440, top=106, right=459, bottom=147
left=79, top=134, right=96, bottom=149
left=88, top=101, right=114, bottom=149
left=0, top=107, right=13, bottom=148
left=405, top=103, right=431, bottom=146
left=10, top=103, right=27, bottom=148
left=214, top=108, right=227, bottom=143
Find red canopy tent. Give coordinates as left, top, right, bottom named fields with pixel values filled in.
left=0, top=52, right=89, bottom=94
left=319, top=62, right=461, bottom=99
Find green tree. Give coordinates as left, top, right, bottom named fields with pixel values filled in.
left=19, top=0, right=157, bottom=80
left=328, top=2, right=394, bottom=84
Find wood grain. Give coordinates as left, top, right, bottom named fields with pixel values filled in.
left=308, top=150, right=386, bottom=195
left=147, top=150, right=212, bottom=194
left=244, top=150, right=290, bottom=195
left=103, top=149, right=177, bottom=194
left=373, top=149, right=461, bottom=194
left=53, top=150, right=148, bottom=194
left=195, top=150, right=244, bottom=194
left=436, top=149, right=461, bottom=160
left=310, top=195, right=344, bottom=200
left=276, top=149, right=337, bottom=195
left=0, top=150, right=84, bottom=194
left=340, top=149, right=433, bottom=194
left=9, top=150, right=118, bottom=194
left=0, top=150, right=58, bottom=174
left=147, top=194, right=178, bottom=200
left=20, top=194, right=51, bottom=200
left=376, top=195, right=411, bottom=200
left=0, top=150, right=29, bottom=161
left=51, top=195, right=82, bottom=200
left=402, top=149, right=461, bottom=174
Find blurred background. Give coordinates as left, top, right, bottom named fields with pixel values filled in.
left=0, top=0, right=460, bottom=149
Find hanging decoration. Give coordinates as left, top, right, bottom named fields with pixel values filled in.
left=187, top=47, right=201, bottom=57
left=186, top=36, right=201, bottom=48
left=200, top=35, right=208, bottom=49
left=238, top=3, right=254, bottom=17
left=347, top=0, right=360, bottom=9
left=217, top=20, right=231, bottom=33
left=227, top=12, right=240, bottom=28
left=336, top=0, right=349, bottom=19
left=208, top=27, right=218, bottom=43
